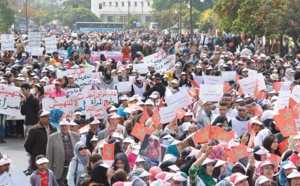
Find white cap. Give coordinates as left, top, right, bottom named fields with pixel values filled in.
left=213, top=160, right=226, bottom=169
left=70, top=120, right=78, bottom=126
left=182, top=122, right=192, bottom=132
left=202, top=158, right=216, bottom=166
left=139, top=170, right=152, bottom=178
left=108, top=113, right=121, bottom=119
left=261, top=110, right=274, bottom=121
left=184, top=111, right=193, bottom=116
left=109, top=106, right=118, bottom=112
left=287, top=170, right=300, bottom=179
left=155, top=172, right=175, bottom=182
left=282, top=161, right=297, bottom=170
left=121, top=95, right=129, bottom=101
left=0, top=156, right=12, bottom=166
left=90, top=119, right=101, bottom=125
left=170, top=139, right=181, bottom=146
left=39, top=109, right=50, bottom=117
left=254, top=146, right=269, bottom=155
left=145, top=99, right=155, bottom=106
left=123, top=137, right=135, bottom=144
left=229, top=173, right=249, bottom=184
left=36, top=157, right=49, bottom=165
left=90, top=135, right=98, bottom=142
left=168, top=165, right=180, bottom=172
left=172, top=172, right=187, bottom=182
left=74, top=111, right=82, bottom=116
left=112, top=132, right=124, bottom=139
left=170, top=79, right=179, bottom=84
left=59, top=119, right=70, bottom=126
left=257, top=175, right=270, bottom=185
left=252, top=119, right=263, bottom=125
left=135, top=156, right=145, bottom=163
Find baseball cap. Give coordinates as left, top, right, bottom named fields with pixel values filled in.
left=38, top=110, right=50, bottom=117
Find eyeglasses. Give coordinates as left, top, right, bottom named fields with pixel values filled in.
left=79, top=147, right=87, bottom=151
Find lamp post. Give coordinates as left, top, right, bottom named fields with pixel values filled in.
left=190, top=0, right=204, bottom=42
left=25, top=0, right=28, bottom=34
left=179, top=0, right=182, bottom=36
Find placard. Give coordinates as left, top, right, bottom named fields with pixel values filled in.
left=159, top=106, right=177, bottom=124
left=28, top=32, right=41, bottom=48
left=1, top=34, right=14, bottom=51
left=66, top=88, right=86, bottom=114
left=238, top=73, right=266, bottom=94
left=248, top=69, right=258, bottom=76
left=42, top=96, right=78, bottom=119
left=221, top=71, right=236, bottom=82
left=57, top=68, right=93, bottom=87
left=165, top=90, right=192, bottom=110
left=276, top=90, right=290, bottom=109
left=203, top=75, right=223, bottom=85
left=143, top=51, right=175, bottom=72
left=0, top=84, right=23, bottom=117
left=133, top=64, right=148, bottom=74
left=199, top=84, right=223, bottom=101
left=291, top=85, right=300, bottom=103
left=117, top=81, right=132, bottom=92
left=90, top=51, right=124, bottom=62
left=45, top=37, right=57, bottom=53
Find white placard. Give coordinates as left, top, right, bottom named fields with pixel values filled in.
left=25, top=46, right=44, bottom=56
left=291, top=85, right=300, bottom=103
left=203, top=75, right=223, bottom=85
left=238, top=73, right=266, bottom=94
left=42, top=96, right=78, bottom=119
left=57, top=68, right=93, bottom=87
left=117, top=81, right=132, bottom=92
left=159, top=106, right=177, bottom=124
left=133, top=64, right=149, bottom=74
left=276, top=90, right=291, bottom=109
left=165, top=90, right=192, bottom=110
left=66, top=88, right=86, bottom=114
left=248, top=69, right=258, bottom=76
left=28, top=32, right=41, bottom=48
left=1, top=34, right=14, bottom=51
left=194, top=76, right=203, bottom=85
left=199, top=84, right=223, bottom=101
left=45, top=37, right=57, bottom=53
left=143, top=51, right=175, bottom=72
left=43, top=84, right=56, bottom=97
left=0, top=84, right=23, bottom=117
left=221, top=71, right=236, bottom=82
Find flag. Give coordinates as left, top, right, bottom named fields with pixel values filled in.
left=237, top=86, right=244, bottom=95
left=151, top=108, right=161, bottom=128
left=272, top=82, right=282, bottom=91
left=102, top=144, right=114, bottom=161
left=139, top=111, right=150, bottom=125
left=131, top=122, right=153, bottom=141
left=188, top=89, right=199, bottom=99
left=226, top=144, right=248, bottom=163
left=176, top=108, right=186, bottom=119
left=279, top=138, right=289, bottom=154
left=292, top=103, right=300, bottom=119
left=223, top=81, right=231, bottom=93
left=189, top=79, right=200, bottom=88
left=289, top=98, right=297, bottom=110
left=254, top=105, right=263, bottom=116
left=212, top=126, right=234, bottom=142
left=269, top=154, right=281, bottom=172
left=194, top=125, right=211, bottom=144
left=274, top=109, right=297, bottom=137
left=256, top=91, right=267, bottom=100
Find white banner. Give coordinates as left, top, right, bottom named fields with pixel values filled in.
left=221, top=71, right=236, bottom=82
left=276, top=90, right=290, bottom=109
left=165, top=90, right=192, bottom=110
left=66, top=88, right=86, bottom=114
left=28, top=32, right=41, bottom=48
left=143, top=51, right=175, bottom=72
left=1, top=34, right=14, bottom=51
left=203, top=75, right=223, bottom=85
left=238, top=73, right=266, bottom=95
left=199, top=84, right=223, bottom=101
left=117, top=81, right=132, bottom=92
left=42, top=96, right=78, bottom=119
left=291, top=85, right=300, bottom=103
left=57, top=68, right=93, bottom=87
left=45, top=37, right=57, bottom=53
left=194, top=76, right=203, bottom=85
left=84, top=90, right=118, bottom=118
left=44, top=84, right=56, bottom=97
left=159, top=106, right=177, bottom=124
left=0, top=85, right=23, bottom=117
left=133, top=64, right=148, bottom=74
left=25, top=46, right=44, bottom=56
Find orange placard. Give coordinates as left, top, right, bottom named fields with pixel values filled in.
left=102, top=144, right=114, bottom=161
left=176, top=108, right=186, bottom=119
left=223, top=81, right=231, bottom=93
left=254, top=105, right=263, bottom=116
left=194, top=125, right=211, bottom=144
left=274, top=109, right=297, bottom=137
left=272, top=82, right=282, bottom=91
left=279, top=138, right=289, bottom=154
left=269, top=154, right=281, bottom=172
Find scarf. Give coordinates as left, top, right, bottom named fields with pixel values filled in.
left=198, top=165, right=216, bottom=186
left=166, top=140, right=180, bottom=157
left=74, top=141, right=88, bottom=166
left=103, top=67, right=113, bottom=84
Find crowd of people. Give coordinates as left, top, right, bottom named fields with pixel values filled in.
left=0, top=28, right=300, bottom=186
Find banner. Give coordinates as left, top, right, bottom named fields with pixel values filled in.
left=28, top=32, right=41, bottom=48
left=45, top=37, right=57, bottom=53
left=84, top=90, right=118, bottom=118
left=90, top=51, right=124, bottom=62
left=42, top=96, right=78, bottom=119
left=143, top=51, right=175, bottom=72
left=165, top=90, right=192, bottom=110
left=133, top=64, right=148, bottom=74
left=57, top=68, right=93, bottom=87
left=1, top=34, right=14, bottom=51
left=44, top=85, right=56, bottom=97
left=66, top=88, right=86, bottom=114
left=238, top=73, right=266, bottom=94
left=199, top=84, right=223, bottom=101
left=0, top=85, right=23, bottom=117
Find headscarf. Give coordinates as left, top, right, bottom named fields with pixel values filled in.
left=285, top=69, right=294, bottom=81
left=50, top=108, right=64, bottom=131
left=102, top=67, right=113, bottom=84
left=209, top=145, right=225, bottom=160
left=141, top=156, right=152, bottom=171
left=166, top=139, right=180, bottom=157
left=198, top=164, right=216, bottom=186
left=128, top=168, right=146, bottom=179
left=113, top=153, right=131, bottom=173
left=74, top=141, right=88, bottom=166
left=279, top=161, right=289, bottom=186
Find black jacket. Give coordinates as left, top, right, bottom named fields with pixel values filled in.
left=86, top=129, right=97, bottom=153
left=143, top=82, right=166, bottom=99
left=20, top=94, right=40, bottom=126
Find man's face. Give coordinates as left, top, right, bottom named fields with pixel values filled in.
left=238, top=107, right=247, bottom=118
left=222, top=97, right=232, bottom=107
left=203, top=102, right=212, bottom=112
left=3, top=163, right=10, bottom=172
left=60, top=125, right=69, bottom=135
left=219, top=105, right=228, bottom=116
left=55, top=84, right=61, bottom=91
left=90, top=124, right=98, bottom=131
left=109, top=118, right=119, bottom=126
left=21, top=88, right=30, bottom=97
left=70, top=125, right=79, bottom=132
left=39, top=114, right=50, bottom=125
left=68, top=77, right=74, bottom=84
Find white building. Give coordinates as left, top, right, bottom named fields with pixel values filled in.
left=91, top=0, right=154, bottom=24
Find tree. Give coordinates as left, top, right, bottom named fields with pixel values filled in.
left=61, top=8, right=100, bottom=29
left=62, top=0, right=91, bottom=9
left=0, top=0, right=15, bottom=33
left=197, top=8, right=219, bottom=32
left=152, top=0, right=213, bottom=12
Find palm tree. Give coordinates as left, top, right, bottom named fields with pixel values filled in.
left=62, top=0, right=91, bottom=9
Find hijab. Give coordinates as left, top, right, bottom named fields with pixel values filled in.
left=198, top=164, right=216, bottom=186
left=50, top=108, right=64, bottom=132
left=113, top=153, right=131, bottom=173
left=166, top=140, right=180, bottom=157
left=102, top=67, right=113, bottom=84
left=74, top=141, right=88, bottom=166
left=279, top=161, right=289, bottom=186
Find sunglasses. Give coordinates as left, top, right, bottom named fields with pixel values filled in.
left=79, top=147, right=87, bottom=151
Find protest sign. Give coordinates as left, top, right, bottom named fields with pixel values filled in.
left=25, top=46, right=44, bottom=56
left=291, top=85, right=300, bottom=103
left=117, top=81, right=132, bottom=92
left=45, top=37, right=57, bottom=53
left=193, top=76, right=203, bottom=85
left=199, top=84, right=223, bottom=101
left=133, top=64, right=148, bottom=74
left=1, top=34, right=14, bottom=51
left=143, top=51, right=175, bottom=72
left=58, top=50, right=68, bottom=59
left=221, top=71, right=236, bottom=82
left=203, top=75, right=223, bottom=85
left=57, top=68, right=93, bottom=87
left=276, top=90, right=291, bottom=109
left=6, top=115, right=25, bottom=120
left=0, top=85, right=23, bottom=117
left=90, top=51, right=124, bottom=62
left=66, top=88, right=86, bottom=114
left=248, top=69, right=258, bottom=76
left=92, top=72, right=102, bottom=80
left=238, top=73, right=266, bottom=94
left=84, top=90, right=118, bottom=118
left=165, top=90, right=192, bottom=110
left=42, top=96, right=78, bottom=118
left=159, top=106, right=177, bottom=124
left=44, top=84, right=56, bottom=97
left=28, top=32, right=41, bottom=48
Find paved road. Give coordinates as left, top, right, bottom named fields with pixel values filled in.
left=1, top=138, right=28, bottom=174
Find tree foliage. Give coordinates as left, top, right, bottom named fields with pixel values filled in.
left=0, top=0, right=15, bottom=33
left=197, top=8, right=219, bottom=32
left=62, top=0, right=91, bottom=9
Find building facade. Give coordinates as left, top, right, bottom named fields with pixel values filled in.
left=91, top=0, right=153, bottom=24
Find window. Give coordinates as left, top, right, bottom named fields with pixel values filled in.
left=122, top=2, right=124, bottom=6
left=147, top=1, right=150, bottom=6
left=134, top=1, right=137, bottom=6
left=128, top=2, right=131, bottom=6
left=145, top=16, right=151, bottom=22
left=109, top=2, right=112, bottom=7
left=107, top=16, right=113, bottom=22
left=115, top=2, right=118, bottom=6
left=103, top=2, right=106, bottom=7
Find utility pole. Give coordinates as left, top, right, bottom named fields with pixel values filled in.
left=128, top=0, right=130, bottom=25
left=25, top=0, right=28, bottom=34
left=190, top=0, right=193, bottom=42
left=179, top=0, right=182, bottom=36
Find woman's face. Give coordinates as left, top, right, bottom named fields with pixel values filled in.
left=183, top=115, right=192, bottom=122
left=205, top=163, right=213, bottom=175
left=221, top=151, right=228, bottom=161
left=176, top=143, right=183, bottom=154
left=106, top=69, right=111, bottom=75
left=135, top=162, right=144, bottom=169
left=260, top=154, right=268, bottom=161
left=291, top=177, right=300, bottom=186
left=116, top=159, right=124, bottom=170
left=188, top=66, right=193, bottom=72
left=252, top=123, right=261, bottom=133
left=262, top=165, right=274, bottom=179
left=181, top=75, right=186, bottom=80
left=79, top=145, right=87, bottom=156
left=61, top=78, right=66, bottom=84
left=149, top=138, right=155, bottom=148
left=271, top=138, right=279, bottom=151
